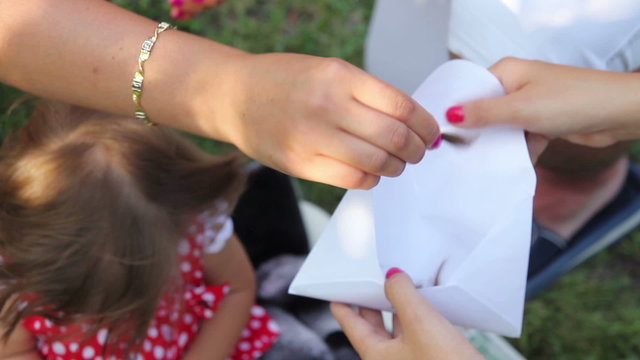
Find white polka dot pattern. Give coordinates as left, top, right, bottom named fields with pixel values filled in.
left=20, top=207, right=279, bottom=359
left=82, top=346, right=95, bottom=359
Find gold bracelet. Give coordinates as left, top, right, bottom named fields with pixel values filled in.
left=132, top=22, right=176, bottom=126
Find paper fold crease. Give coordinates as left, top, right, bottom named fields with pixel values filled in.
left=289, top=60, right=536, bottom=337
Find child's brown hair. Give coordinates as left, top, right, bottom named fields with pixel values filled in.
left=0, top=102, right=246, bottom=349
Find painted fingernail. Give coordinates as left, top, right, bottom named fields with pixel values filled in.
left=171, top=8, right=185, bottom=19
left=430, top=135, right=443, bottom=149
left=170, top=0, right=184, bottom=6
left=385, top=267, right=404, bottom=279
left=446, top=105, right=465, bottom=123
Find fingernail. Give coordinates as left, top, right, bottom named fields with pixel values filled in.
left=385, top=267, right=404, bottom=279
left=446, top=105, right=465, bottom=123
left=171, top=8, right=185, bottom=19
left=430, top=135, right=443, bottom=149
left=170, top=0, right=184, bottom=6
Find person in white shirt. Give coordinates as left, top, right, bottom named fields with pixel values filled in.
left=366, top=0, right=640, bottom=297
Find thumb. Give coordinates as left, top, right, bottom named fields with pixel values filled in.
left=384, top=268, right=486, bottom=359
left=445, top=94, right=521, bottom=129
left=384, top=268, right=436, bottom=323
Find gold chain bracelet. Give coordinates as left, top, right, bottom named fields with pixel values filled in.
left=132, top=22, right=176, bottom=126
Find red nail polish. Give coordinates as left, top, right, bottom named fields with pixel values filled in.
left=446, top=106, right=465, bottom=123
left=170, top=0, right=184, bottom=6
left=430, top=135, right=443, bottom=149
left=385, top=267, right=403, bottom=279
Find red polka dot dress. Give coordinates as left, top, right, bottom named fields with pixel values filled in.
left=21, top=206, right=280, bottom=359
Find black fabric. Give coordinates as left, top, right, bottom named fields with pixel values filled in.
left=232, top=165, right=309, bottom=268
left=256, top=255, right=361, bottom=360
left=231, top=165, right=359, bottom=359
left=528, top=225, right=564, bottom=277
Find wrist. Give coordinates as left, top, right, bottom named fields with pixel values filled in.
left=142, top=30, right=248, bottom=142
left=189, top=50, right=255, bottom=145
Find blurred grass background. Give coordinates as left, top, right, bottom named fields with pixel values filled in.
left=1, top=1, right=639, bottom=358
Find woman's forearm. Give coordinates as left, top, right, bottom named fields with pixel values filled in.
left=0, top=0, right=440, bottom=190
left=0, top=0, right=244, bottom=140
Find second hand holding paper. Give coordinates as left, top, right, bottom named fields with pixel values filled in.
left=289, top=60, right=536, bottom=337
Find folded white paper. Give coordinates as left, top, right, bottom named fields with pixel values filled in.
left=289, top=60, right=536, bottom=337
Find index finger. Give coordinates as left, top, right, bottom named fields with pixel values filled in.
left=351, top=69, right=440, bottom=146
left=330, top=302, right=390, bottom=356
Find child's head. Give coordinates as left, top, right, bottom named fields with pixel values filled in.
left=0, top=102, right=246, bottom=344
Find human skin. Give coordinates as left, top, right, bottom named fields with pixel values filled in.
left=447, top=57, right=640, bottom=148
left=331, top=269, right=484, bottom=360
left=0, top=315, right=39, bottom=360
left=182, top=234, right=256, bottom=360
left=0, top=234, right=256, bottom=360
left=0, top=0, right=439, bottom=190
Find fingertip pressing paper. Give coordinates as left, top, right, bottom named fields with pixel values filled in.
left=289, top=60, right=536, bottom=337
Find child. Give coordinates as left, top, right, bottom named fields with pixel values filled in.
left=0, top=102, right=279, bottom=359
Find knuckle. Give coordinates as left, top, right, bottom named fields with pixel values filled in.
left=307, top=88, right=336, bottom=114
left=499, top=56, right=519, bottom=66
left=305, top=59, right=351, bottom=112
left=469, top=100, right=492, bottom=126
left=367, top=150, right=390, bottom=174
left=367, top=175, right=381, bottom=188
left=493, top=56, right=520, bottom=72
left=348, top=171, right=374, bottom=189
left=319, top=57, right=351, bottom=78
left=309, top=95, right=333, bottom=113
left=391, top=95, right=416, bottom=121
left=420, top=114, right=440, bottom=144
left=390, top=161, right=406, bottom=177
left=389, top=124, right=411, bottom=152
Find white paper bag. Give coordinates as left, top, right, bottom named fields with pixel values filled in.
left=289, top=60, right=536, bottom=337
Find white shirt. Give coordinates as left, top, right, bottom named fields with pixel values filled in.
left=449, top=0, right=640, bottom=71
left=365, top=0, right=640, bottom=92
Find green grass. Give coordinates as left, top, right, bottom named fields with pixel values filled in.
left=513, top=234, right=640, bottom=359
left=2, top=1, right=639, bottom=358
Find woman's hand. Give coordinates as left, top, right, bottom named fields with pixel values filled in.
left=1, top=1, right=438, bottom=190
left=331, top=268, right=484, bottom=360
left=211, top=53, right=439, bottom=189
left=446, top=57, right=640, bottom=148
